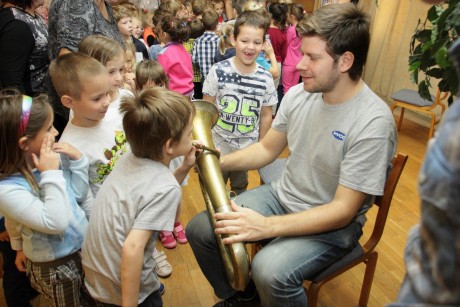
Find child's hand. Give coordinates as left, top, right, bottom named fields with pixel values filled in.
left=124, top=72, right=135, bottom=85
left=32, top=133, right=60, bottom=172
left=53, top=142, right=82, bottom=161
left=183, top=144, right=197, bottom=169
left=0, top=230, right=9, bottom=242
left=15, top=250, right=27, bottom=272
left=263, top=41, right=274, bottom=56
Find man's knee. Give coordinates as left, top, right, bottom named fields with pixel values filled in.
left=186, top=211, right=214, bottom=245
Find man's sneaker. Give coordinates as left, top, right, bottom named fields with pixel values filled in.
left=212, top=291, right=259, bottom=307
left=152, top=248, right=172, bottom=277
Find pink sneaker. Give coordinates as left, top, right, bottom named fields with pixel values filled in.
left=160, top=231, right=177, bottom=249
left=173, top=222, right=188, bottom=244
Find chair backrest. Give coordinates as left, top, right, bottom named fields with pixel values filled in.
left=362, top=153, right=408, bottom=253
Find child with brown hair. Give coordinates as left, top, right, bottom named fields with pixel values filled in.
left=183, top=18, right=205, bottom=99
left=81, top=87, right=197, bottom=306
left=192, top=9, right=220, bottom=82
left=0, top=89, right=89, bottom=306
left=203, top=10, right=277, bottom=195
left=210, top=0, right=226, bottom=31
left=282, top=3, right=305, bottom=94
left=135, top=59, right=169, bottom=91
left=113, top=3, right=149, bottom=60
left=156, top=15, right=194, bottom=97
left=135, top=59, right=189, bottom=251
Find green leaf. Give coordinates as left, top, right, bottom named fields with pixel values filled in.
left=418, top=81, right=432, bottom=101
left=427, top=5, right=439, bottom=22
left=410, top=70, right=419, bottom=84
left=435, top=46, right=451, bottom=68
left=415, top=29, right=432, bottom=43
left=425, top=68, right=443, bottom=78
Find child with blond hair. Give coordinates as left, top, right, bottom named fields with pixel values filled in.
left=214, top=23, right=235, bottom=63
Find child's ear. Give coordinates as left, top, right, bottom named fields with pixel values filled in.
left=60, top=95, right=75, bottom=109
left=18, top=136, right=29, bottom=152
left=164, top=138, right=175, bottom=156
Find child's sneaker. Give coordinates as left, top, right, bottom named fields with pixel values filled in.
left=152, top=248, right=172, bottom=278
left=160, top=231, right=177, bottom=249
left=159, top=283, right=165, bottom=295
left=173, top=222, right=188, bottom=244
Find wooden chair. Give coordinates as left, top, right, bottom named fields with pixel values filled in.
left=251, top=153, right=408, bottom=306
left=390, top=89, right=448, bottom=139
left=305, top=153, right=408, bottom=306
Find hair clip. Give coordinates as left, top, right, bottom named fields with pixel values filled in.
left=20, top=95, right=32, bottom=135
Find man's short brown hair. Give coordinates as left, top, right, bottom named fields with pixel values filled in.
left=120, top=87, right=195, bottom=160
left=296, top=3, right=370, bottom=81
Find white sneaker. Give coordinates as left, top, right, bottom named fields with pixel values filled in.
left=152, top=248, right=172, bottom=278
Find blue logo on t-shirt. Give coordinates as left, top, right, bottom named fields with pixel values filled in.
left=332, top=130, right=345, bottom=141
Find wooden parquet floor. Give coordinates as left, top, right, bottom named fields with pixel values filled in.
left=0, top=115, right=431, bottom=307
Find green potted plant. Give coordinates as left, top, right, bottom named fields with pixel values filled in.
left=409, top=0, right=459, bottom=105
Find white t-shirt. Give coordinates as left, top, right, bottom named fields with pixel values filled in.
left=60, top=89, right=132, bottom=196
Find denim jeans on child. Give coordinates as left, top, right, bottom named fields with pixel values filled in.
left=186, top=184, right=363, bottom=306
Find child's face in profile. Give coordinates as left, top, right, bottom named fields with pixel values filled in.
left=71, top=74, right=111, bottom=126
left=26, top=109, right=58, bottom=158
left=106, top=54, right=126, bottom=92
left=234, top=25, right=264, bottom=70
left=117, top=17, right=133, bottom=38
left=171, top=115, right=194, bottom=159
left=213, top=2, right=225, bottom=17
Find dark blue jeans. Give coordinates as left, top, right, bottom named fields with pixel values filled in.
left=186, top=184, right=363, bottom=306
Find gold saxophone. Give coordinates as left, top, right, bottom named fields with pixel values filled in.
left=192, top=100, right=250, bottom=291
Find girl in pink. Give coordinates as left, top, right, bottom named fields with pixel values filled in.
left=157, top=15, right=194, bottom=97
left=282, top=3, right=305, bottom=94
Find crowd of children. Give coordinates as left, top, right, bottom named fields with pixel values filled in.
left=0, top=0, right=306, bottom=305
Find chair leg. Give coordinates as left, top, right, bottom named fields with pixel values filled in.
left=306, top=282, right=322, bottom=307
left=359, top=252, right=378, bottom=307
left=397, top=107, right=405, bottom=131
left=428, top=112, right=436, bottom=139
